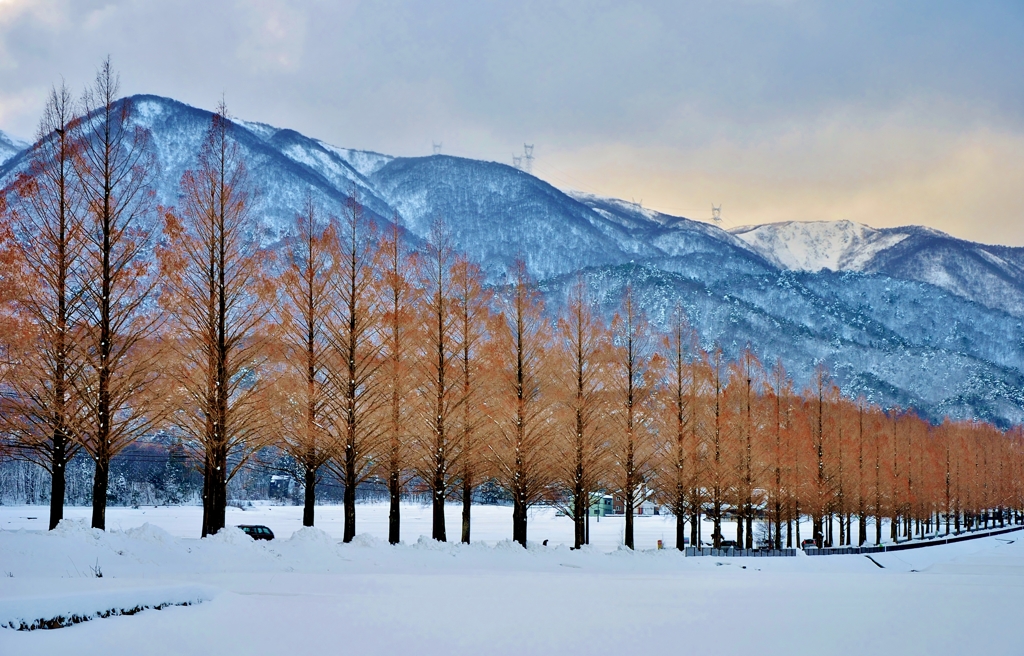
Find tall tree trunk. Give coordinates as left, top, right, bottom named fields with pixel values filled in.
left=389, top=469, right=401, bottom=544
left=432, top=468, right=446, bottom=542
left=212, top=448, right=228, bottom=533
left=91, top=241, right=112, bottom=531
left=676, top=508, right=686, bottom=551
left=90, top=452, right=109, bottom=530
left=461, top=476, right=472, bottom=544
left=201, top=456, right=211, bottom=537
left=774, top=501, right=782, bottom=550
left=48, top=429, right=68, bottom=530
left=303, top=465, right=316, bottom=527
left=512, top=494, right=527, bottom=546
left=713, top=493, right=723, bottom=548
left=624, top=491, right=635, bottom=550
left=574, top=482, right=586, bottom=550
left=344, top=458, right=357, bottom=542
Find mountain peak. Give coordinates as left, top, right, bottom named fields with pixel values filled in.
left=0, top=130, right=27, bottom=166
left=730, top=219, right=910, bottom=272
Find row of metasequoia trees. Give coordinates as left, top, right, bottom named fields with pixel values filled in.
left=2, top=66, right=1024, bottom=547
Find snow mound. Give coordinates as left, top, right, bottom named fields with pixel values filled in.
left=492, top=539, right=532, bottom=553
left=123, top=523, right=174, bottom=544
left=51, top=518, right=104, bottom=541
left=350, top=533, right=387, bottom=548
left=287, top=527, right=336, bottom=546
left=204, top=526, right=253, bottom=545
left=413, top=535, right=453, bottom=551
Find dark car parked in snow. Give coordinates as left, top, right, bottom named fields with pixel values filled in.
left=238, top=525, right=275, bottom=541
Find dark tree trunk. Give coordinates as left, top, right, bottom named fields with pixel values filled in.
left=624, top=494, right=635, bottom=550
left=202, top=447, right=228, bottom=536
left=676, top=508, right=686, bottom=551
left=745, top=512, right=753, bottom=550
left=512, top=495, right=527, bottom=547
left=774, top=501, right=782, bottom=550
left=303, top=465, right=317, bottom=527
left=201, top=456, right=211, bottom=537
left=573, top=488, right=585, bottom=550
left=90, top=454, right=109, bottom=530
left=461, top=476, right=472, bottom=544
left=343, top=465, right=356, bottom=542
left=389, top=469, right=401, bottom=545
left=713, top=494, right=723, bottom=548
left=212, top=451, right=227, bottom=533
left=736, top=513, right=744, bottom=549
left=48, top=430, right=69, bottom=530
left=432, top=476, right=446, bottom=542
left=690, top=510, right=699, bottom=548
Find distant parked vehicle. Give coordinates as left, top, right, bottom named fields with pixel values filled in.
left=801, top=538, right=817, bottom=550
left=718, top=540, right=738, bottom=548
left=238, top=525, right=275, bottom=541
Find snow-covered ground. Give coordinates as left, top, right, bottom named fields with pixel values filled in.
left=2, top=504, right=1022, bottom=655
left=0, top=502, right=742, bottom=551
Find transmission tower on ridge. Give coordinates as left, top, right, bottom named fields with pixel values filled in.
left=523, top=144, right=534, bottom=174
left=512, top=154, right=523, bottom=170
left=711, top=204, right=722, bottom=224
left=432, top=141, right=442, bottom=155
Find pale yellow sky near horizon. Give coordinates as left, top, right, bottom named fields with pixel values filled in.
left=532, top=123, right=1024, bottom=246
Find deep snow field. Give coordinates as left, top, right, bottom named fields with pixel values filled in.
left=1, top=503, right=1022, bottom=655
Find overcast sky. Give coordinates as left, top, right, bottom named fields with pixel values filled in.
left=1, top=0, right=1022, bottom=245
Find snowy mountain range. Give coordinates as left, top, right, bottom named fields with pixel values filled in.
left=2, top=95, right=1022, bottom=426
left=0, top=130, right=27, bottom=167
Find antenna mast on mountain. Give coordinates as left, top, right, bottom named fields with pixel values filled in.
left=523, top=144, right=534, bottom=174
left=432, top=141, right=442, bottom=155
left=512, top=154, right=523, bottom=170
left=711, top=204, right=722, bottom=224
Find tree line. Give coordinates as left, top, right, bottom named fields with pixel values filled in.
left=2, top=62, right=1023, bottom=548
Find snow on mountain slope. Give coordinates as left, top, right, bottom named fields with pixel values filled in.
left=568, top=192, right=776, bottom=280
left=370, top=156, right=633, bottom=280
left=0, top=130, right=26, bottom=166
left=730, top=220, right=911, bottom=272
left=324, top=145, right=394, bottom=178
left=863, top=228, right=1024, bottom=318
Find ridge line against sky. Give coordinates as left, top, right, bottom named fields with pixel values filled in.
left=1, top=0, right=1022, bottom=246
